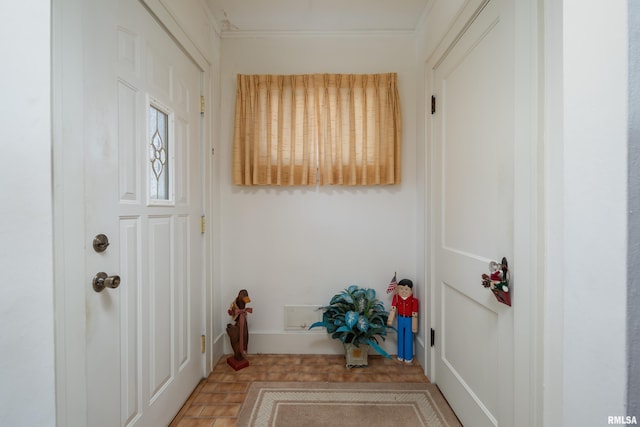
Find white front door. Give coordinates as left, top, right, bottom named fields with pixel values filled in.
left=84, top=1, right=204, bottom=425
left=430, top=0, right=532, bottom=425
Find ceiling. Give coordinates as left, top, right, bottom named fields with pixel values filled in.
left=204, top=0, right=431, bottom=34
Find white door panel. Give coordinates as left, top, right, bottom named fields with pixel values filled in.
left=431, top=0, right=517, bottom=425
left=85, top=1, right=204, bottom=425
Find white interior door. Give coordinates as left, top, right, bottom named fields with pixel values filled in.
left=84, top=1, right=204, bottom=425
left=431, top=0, right=520, bottom=426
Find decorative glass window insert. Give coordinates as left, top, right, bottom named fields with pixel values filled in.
left=149, top=104, right=170, bottom=201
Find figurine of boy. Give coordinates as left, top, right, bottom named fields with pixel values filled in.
left=387, top=279, right=418, bottom=363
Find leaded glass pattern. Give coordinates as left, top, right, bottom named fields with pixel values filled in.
left=149, top=105, right=169, bottom=200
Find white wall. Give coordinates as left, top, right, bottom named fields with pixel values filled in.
left=217, top=34, right=419, bottom=354
left=544, top=0, right=630, bottom=425
left=560, top=1, right=629, bottom=424
left=0, top=1, right=56, bottom=426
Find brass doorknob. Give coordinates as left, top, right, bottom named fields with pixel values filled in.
left=92, top=272, right=121, bottom=292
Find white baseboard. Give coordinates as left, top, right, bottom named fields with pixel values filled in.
left=208, top=333, right=225, bottom=372
left=216, top=331, right=400, bottom=355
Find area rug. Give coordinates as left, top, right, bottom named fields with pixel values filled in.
left=236, top=382, right=462, bottom=427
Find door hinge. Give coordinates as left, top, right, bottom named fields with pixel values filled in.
left=430, top=328, right=435, bottom=347
left=201, top=334, right=206, bottom=353
left=431, top=95, right=436, bottom=115
left=200, top=215, right=205, bottom=234
left=200, top=95, right=205, bottom=114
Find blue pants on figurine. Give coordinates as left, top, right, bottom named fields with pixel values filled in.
left=397, top=315, right=413, bottom=362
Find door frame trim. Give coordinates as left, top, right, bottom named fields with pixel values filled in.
left=53, top=0, right=88, bottom=424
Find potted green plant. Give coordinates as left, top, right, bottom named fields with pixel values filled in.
left=309, top=285, right=394, bottom=367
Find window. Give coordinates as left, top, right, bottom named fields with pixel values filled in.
left=148, top=102, right=173, bottom=202
left=232, top=73, right=401, bottom=186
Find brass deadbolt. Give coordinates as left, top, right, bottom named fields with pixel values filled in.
left=93, top=234, right=110, bottom=253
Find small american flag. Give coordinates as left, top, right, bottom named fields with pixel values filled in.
left=386, top=273, right=398, bottom=294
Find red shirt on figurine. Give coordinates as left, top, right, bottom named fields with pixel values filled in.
left=391, top=292, right=419, bottom=319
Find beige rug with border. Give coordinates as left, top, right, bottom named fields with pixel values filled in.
left=236, top=382, right=462, bottom=427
